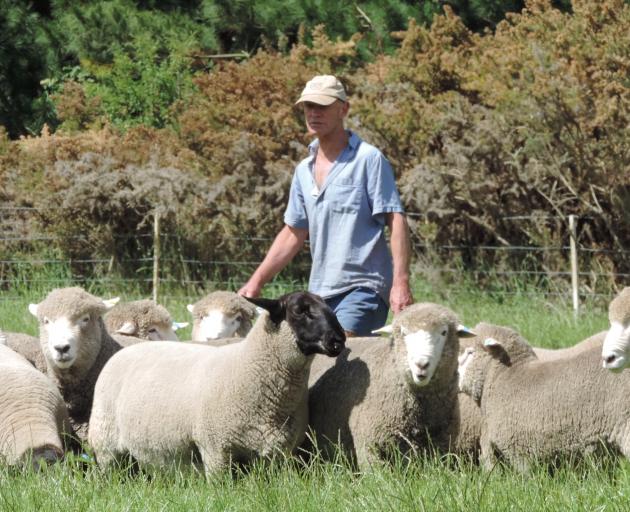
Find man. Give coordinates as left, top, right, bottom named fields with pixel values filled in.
left=238, top=75, right=413, bottom=336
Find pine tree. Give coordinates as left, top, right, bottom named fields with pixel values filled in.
left=0, top=1, right=58, bottom=137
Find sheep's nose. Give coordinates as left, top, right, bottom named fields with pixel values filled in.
left=415, top=359, right=430, bottom=371
left=54, top=344, right=70, bottom=354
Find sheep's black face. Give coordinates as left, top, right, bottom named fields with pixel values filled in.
left=246, top=292, right=345, bottom=357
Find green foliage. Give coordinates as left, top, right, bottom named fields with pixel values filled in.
left=83, top=37, right=196, bottom=129
left=0, top=1, right=59, bottom=137
left=199, top=0, right=436, bottom=56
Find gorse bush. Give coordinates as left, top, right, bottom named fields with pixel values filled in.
left=0, top=0, right=628, bottom=293
left=352, top=0, right=630, bottom=286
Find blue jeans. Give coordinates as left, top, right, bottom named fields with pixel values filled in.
left=324, top=287, right=389, bottom=336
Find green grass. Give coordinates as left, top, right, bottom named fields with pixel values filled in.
left=0, top=277, right=619, bottom=511
left=1, top=451, right=629, bottom=511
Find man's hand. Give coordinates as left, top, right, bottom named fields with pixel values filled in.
left=390, top=281, right=413, bottom=315
left=236, top=225, right=308, bottom=299
left=237, top=281, right=262, bottom=298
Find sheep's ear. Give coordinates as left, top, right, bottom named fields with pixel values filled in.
left=483, top=337, right=504, bottom=355
left=483, top=337, right=501, bottom=348
left=102, top=297, right=120, bottom=309
left=28, top=303, right=39, bottom=317
left=482, top=337, right=511, bottom=364
left=116, top=321, right=137, bottom=336
left=186, top=304, right=194, bottom=314
left=173, top=322, right=189, bottom=331
left=244, top=297, right=284, bottom=325
left=372, top=324, right=393, bottom=335
left=457, top=325, right=476, bottom=338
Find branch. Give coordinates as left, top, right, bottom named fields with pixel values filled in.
left=461, top=211, right=511, bottom=247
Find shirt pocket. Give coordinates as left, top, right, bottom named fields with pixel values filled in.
left=328, top=182, right=362, bottom=214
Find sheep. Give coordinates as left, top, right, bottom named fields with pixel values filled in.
left=443, top=335, right=483, bottom=462
left=104, top=298, right=188, bottom=342
left=533, top=330, right=606, bottom=361
left=601, top=287, right=630, bottom=371
left=87, top=291, right=346, bottom=474
left=187, top=291, right=257, bottom=342
left=448, top=327, right=608, bottom=463
left=0, top=343, right=71, bottom=469
left=2, top=330, right=48, bottom=373
left=459, top=321, right=630, bottom=472
left=28, top=286, right=142, bottom=442
left=305, top=302, right=475, bottom=467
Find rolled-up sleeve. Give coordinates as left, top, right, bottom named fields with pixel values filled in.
left=284, top=172, right=309, bottom=229
left=366, top=152, right=404, bottom=221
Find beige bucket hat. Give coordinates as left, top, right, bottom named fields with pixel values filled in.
left=295, top=75, right=347, bottom=105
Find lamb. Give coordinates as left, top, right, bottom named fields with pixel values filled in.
left=88, top=291, right=345, bottom=474
left=601, top=287, right=630, bottom=371
left=459, top=321, right=630, bottom=471
left=28, top=286, right=143, bottom=441
left=0, top=342, right=71, bottom=468
left=305, top=302, right=475, bottom=467
left=187, top=291, right=257, bottom=342
left=104, top=299, right=187, bottom=342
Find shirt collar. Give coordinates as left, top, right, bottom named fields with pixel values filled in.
left=307, top=130, right=360, bottom=158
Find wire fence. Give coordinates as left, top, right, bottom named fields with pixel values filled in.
left=0, top=206, right=628, bottom=309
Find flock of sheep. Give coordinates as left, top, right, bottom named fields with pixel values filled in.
left=1, top=285, right=629, bottom=475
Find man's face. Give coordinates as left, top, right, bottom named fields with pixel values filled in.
left=302, top=100, right=349, bottom=137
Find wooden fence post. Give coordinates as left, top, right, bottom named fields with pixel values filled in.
left=153, top=210, right=160, bottom=303
left=569, top=214, right=579, bottom=319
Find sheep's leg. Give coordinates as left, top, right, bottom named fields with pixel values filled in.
left=199, top=445, right=227, bottom=477
left=479, top=433, right=498, bottom=471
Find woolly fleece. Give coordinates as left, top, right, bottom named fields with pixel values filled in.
left=0, top=344, right=70, bottom=467
left=306, top=303, right=466, bottom=466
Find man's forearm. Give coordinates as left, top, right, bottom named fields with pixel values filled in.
left=387, top=212, right=413, bottom=313
left=388, top=213, right=411, bottom=284
left=239, top=225, right=308, bottom=297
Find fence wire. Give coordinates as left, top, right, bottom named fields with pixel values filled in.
left=1, top=207, right=628, bottom=304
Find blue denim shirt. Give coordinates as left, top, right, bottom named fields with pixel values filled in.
left=284, top=131, right=404, bottom=303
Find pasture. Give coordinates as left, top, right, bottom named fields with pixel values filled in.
left=0, top=280, right=626, bottom=511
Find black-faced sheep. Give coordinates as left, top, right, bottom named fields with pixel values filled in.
left=88, top=291, right=345, bottom=474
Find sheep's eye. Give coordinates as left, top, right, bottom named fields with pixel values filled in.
left=80, top=315, right=90, bottom=326
left=43, top=317, right=50, bottom=325
left=148, top=327, right=157, bottom=333
left=441, top=329, right=448, bottom=336
left=234, top=314, right=242, bottom=323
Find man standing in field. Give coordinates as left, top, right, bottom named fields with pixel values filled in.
left=238, top=75, right=413, bottom=336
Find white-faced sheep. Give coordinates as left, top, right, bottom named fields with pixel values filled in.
left=450, top=328, right=607, bottom=463
left=88, top=291, right=345, bottom=474
left=305, top=302, right=475, bottom=467
left=460, top=321, right=630, bottom=472
left=601, top=287, right=630, bottom=371
left=28, top=286, right=143, bottom=441
left=0, top=342, right=71, bottom=468
left=104, top=299, right=187, bottom=342
left=187, top=291, right=257, bottom=342
left=450, top=331, right=606, bottom=461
